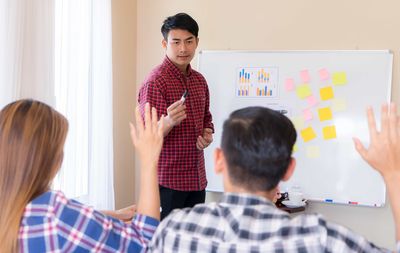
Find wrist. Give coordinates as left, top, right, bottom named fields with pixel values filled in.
left=383, top=171, right=400, bottom=186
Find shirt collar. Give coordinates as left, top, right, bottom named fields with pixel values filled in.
left=221, top=192, right=275, bottom=207
left=163, top=56, right=193, bottom=78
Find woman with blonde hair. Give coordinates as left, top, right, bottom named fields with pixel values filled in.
left=0, top=99, right=163, bottom=252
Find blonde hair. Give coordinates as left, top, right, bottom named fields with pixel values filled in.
left=0, top=99, right=68, bottom=252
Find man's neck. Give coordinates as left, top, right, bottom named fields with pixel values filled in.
left=178, top=65, right=189, bottom=75
left=224, top=185, right=276, bottom=202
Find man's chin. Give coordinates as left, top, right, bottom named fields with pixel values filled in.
left=173, top=60, right=190, bottom=67
left=177, top=58, right=190, bottom=64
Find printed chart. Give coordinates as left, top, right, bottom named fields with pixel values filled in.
left=236, top=67, right=278, bottom=97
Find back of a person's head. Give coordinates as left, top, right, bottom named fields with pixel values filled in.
left=161, top=12, right=199, bottom=39
left=0, top=99, right=68, bottom=252
left=221, top=106, right=297, bottom=192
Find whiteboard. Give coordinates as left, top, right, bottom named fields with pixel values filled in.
left=198, top=50, right=392, bottom=207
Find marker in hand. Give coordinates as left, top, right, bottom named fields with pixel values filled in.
left=180, top=90, right=189, bottom=103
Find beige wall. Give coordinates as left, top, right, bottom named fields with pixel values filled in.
left=113, top=0, right=400, bottom=249
left=112, top=0, right=137, bottom=209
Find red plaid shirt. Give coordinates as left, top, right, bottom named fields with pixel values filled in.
left=138, top=57, right=214, bottom=191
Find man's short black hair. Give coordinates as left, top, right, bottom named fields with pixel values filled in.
left=161, top=13, right=199, bottom=40
left=221, top=107, right=297, bottom=192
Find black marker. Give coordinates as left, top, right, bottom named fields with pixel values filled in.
left=180, top=90, right=189, bottom=103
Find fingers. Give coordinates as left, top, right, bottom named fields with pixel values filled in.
left=167, top=100, right=186, bottom=114
left=167, top=100, right=184, bottom=111
left=152, top=107, right=158, bottom=133
left=204, top=134, right=213, bottom=143
left=144, top=103, right=152, bottom=132
left=366, top=106, right=377, bottom=142
left=198, top=135, right=207, bottom=146
left=203, top=128, right=213, bottom=143
left=204, top=128, right=213, bottom=134
left=355, top=103, right=400, bottom=178
left=129, top=122, right=137, bottom=146
left=132, top=103, right=162, bottom=145
left=167, top=103, right=185, bottom=117
left=158, top=115, right=165, bottom=137
left=353, top=137, right=367, bottom=160
left=197, top=135, right=211, bottom=150
left=196, top=140, right=203, bottom=150
left=389, top=103, right=398, bottom=141
left=166, top=101, right=187, bottom=127
left=135, top=106, right=144, bottom=134
left=380, top=103, right=389, bottom=137
left=130, top=106, right=145, bottom=147
left=196, top=137, right=204, bottom=150
left=173, top=111, right=187, bottom=122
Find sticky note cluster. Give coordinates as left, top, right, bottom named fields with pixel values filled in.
left=285, top=69, right=348, bottom=146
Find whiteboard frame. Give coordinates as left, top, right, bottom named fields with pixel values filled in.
left=198, top=50, right=393, bottom=207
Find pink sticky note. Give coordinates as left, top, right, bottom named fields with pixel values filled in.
left=319, top=68, right=330, bottom=81
left=300, top=70, right=311, bottom=83
left=303, top=108, right=313, bottom=121
left=307, top=95, right=319, bottom=107
left=285, top=78, right=295, bottom=91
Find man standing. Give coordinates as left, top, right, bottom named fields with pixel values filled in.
left=138, top=13, right=214, bottom=220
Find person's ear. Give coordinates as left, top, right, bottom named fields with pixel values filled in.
left=162, top=39, right=167, bottom=49
left=282, top=157, right=296, bottom=181
left=214, top=148, right=225, bottom=175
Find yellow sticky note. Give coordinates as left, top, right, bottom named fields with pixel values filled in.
left=332, top=98, right=347, bottom=112
left=291, top=116, right=305, bottom=130
left=323, top=125, right=337, bottom=140
left=320, top=86, right=334, bottom=101
left=296, top=84, right=312, bottom=99
left=306, top=145, right=320, bottom=158
left=300, top=126, right=317, bottom=142
left=332, top=72, right=347, bottom=85
left=318, top=107, right=333, bottom=121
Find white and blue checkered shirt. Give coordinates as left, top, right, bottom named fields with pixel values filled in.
left=19, top=191, right=159, bottom=252
left=147, top=192, right=397, bottom=253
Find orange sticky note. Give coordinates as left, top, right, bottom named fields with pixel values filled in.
left=323, top=125, right=337, bottom=140
left=318, top=107, right=333, bottom=121
left=320, top=86, right=334, bottom=101
left=296, top=84, right=312, bottom=99
left=300, top=126, right=317, bottom=142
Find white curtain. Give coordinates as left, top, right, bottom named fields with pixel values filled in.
left=54, top=0, right=114, bottom=210
left=0, top=0, right=55, bottom=107
left=0, top=0, right=114, bottom=210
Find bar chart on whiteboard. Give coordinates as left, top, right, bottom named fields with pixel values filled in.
left=236, top=67, right=279, bottom=97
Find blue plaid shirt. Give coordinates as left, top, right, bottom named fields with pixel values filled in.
left=18, top=191, right=159, bottom=252
left=147, top=192, right=397, bottom=253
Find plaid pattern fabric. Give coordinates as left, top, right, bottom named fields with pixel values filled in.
left=147, top=193, right=395, bottom=253
left=138, top=57, right=214, bottom=191
left=18, top=191, right=159, bottom=252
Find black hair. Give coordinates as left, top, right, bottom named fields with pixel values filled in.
left=161, top=13, right=199, bottom=40
left=221, top=107, right=297, bottom=192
